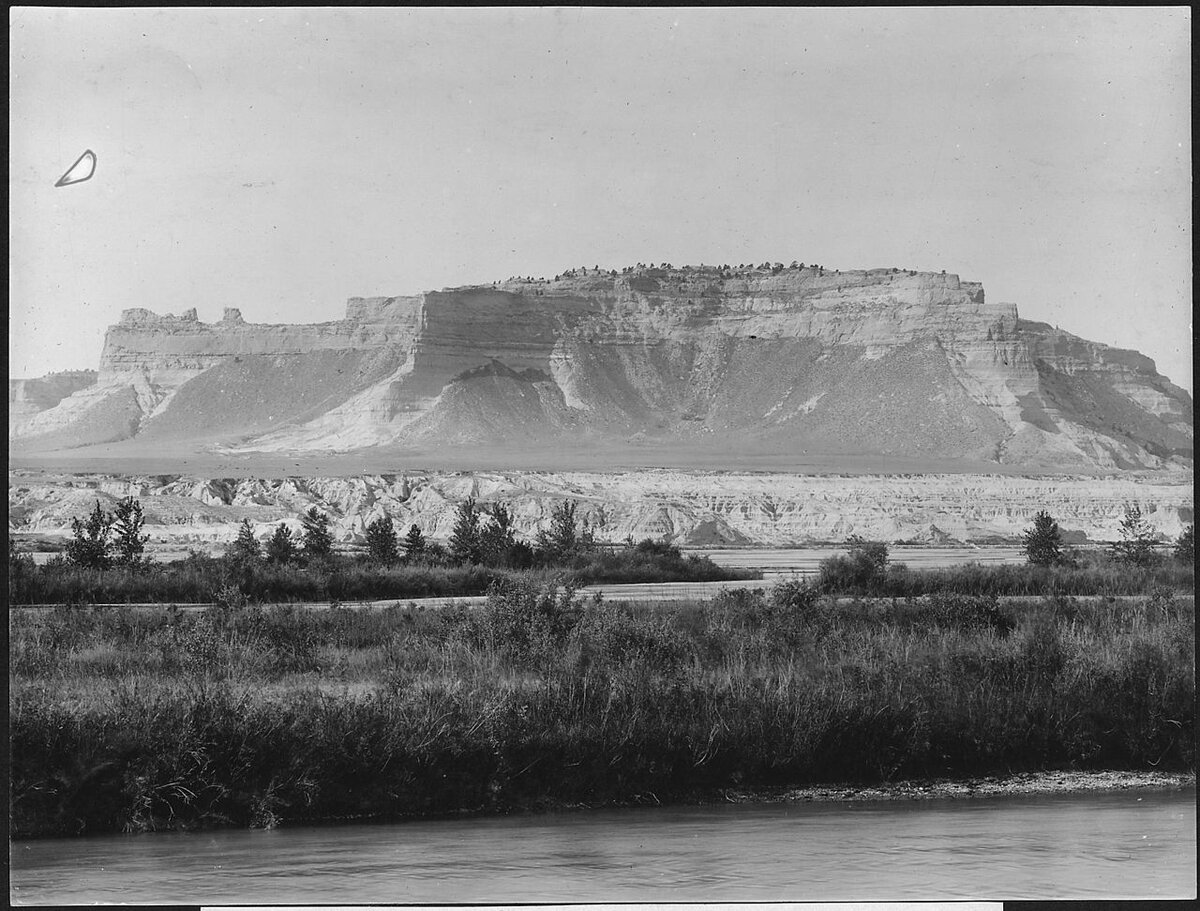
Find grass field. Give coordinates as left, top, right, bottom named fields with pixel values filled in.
left=10, top=580, right=1194, bottom=838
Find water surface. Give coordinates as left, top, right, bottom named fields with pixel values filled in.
left=11, top=787, right=1194, bottom=904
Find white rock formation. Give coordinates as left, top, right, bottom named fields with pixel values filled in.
left=9, top=469, right=1193, bottom=549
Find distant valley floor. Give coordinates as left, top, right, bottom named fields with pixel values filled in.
left=9, top=438, right=1122, bottom=478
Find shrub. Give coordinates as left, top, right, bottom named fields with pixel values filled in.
left=457, top=576, right=583, bottom=669
left=633, top=538, right=682, bottom=559
left=914, top=592, right=1015, bottom=635
left=1174, top=525, right=1194, bottom=564
left=66, top=501, right=113, bottom=570
left=8, top=539, right=35, bottom=601
left=770, top=578, right=823, bottom=614
left=818, top=536, right=889, bottom=592
left=572, top=600, right=684, bottom=676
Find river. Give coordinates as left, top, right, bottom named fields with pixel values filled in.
left=10, top=787, right=1194, bottom=904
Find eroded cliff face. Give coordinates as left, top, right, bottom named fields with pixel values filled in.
left=9, top=370, right=97, bottom=428
left=10, top=266, right=1192, bottom=470
left=8, top=469, right=1193, bottom=548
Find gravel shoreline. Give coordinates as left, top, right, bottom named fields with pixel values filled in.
left=716, top=769, right=1196, bottom=804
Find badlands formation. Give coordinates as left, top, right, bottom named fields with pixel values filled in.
left=7, top=469, right=1193, bottom=549
left=9, top=264, right=1193, bottom=471
left=9, top=264, right=1191, bottom=548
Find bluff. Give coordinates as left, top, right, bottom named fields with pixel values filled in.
left=10, top=265, right=1192, bottom=470
left=9, top=371, right=97, bottom=436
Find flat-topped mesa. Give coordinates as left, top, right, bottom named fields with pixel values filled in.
left=99, top=304, right=422, bottom=386
left=12, top=263, right=1192, bottom=470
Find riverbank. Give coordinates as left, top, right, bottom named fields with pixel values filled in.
left=719, top=769, right=1196, bottom=805
left=11, top=585, right=1194, bottom=839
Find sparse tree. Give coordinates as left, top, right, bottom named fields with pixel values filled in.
left=111, top=496, right=150, bottom=568
left=402, top=523, right=426, bottom=561
left=301, top=508, right=334, bottom=562
left=364, top=515, right=399, bottom=565
left=449, top=497, right=482, bottom=565
left=1022, top=510, right=1065, bottom=567
left=1111, top=503, right=1159, bottom=567
left=266, top=523, right=298, bottom=565
left=66, top=500, right=113, bottom=570
left=227, top=518, right=262, bottom=565
left=1173, top=523, right=1193, bottom=564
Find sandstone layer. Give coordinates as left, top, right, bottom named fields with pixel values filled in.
left=9, top=468, right=1192, bottom=550
left=10, top=265, right=1192, bottom=471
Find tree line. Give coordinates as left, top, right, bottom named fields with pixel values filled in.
left=14, top=497, right=1193, bottom=583
left=1022, top=504, right=1192, bottom=568
left=25, top=496, right=620, bottom=573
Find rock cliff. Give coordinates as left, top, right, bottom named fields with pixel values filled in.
left=10, top=265, right=1192, bottom=470
left=9, top=371, right=98, bottom=435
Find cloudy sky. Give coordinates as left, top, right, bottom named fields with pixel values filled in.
left=9, top=7, right=1192, bottom=389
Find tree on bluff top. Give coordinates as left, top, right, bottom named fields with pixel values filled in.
left=1022, top=511, right=1066, bottom=567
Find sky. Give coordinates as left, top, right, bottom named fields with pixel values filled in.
left=9, top=7, right=1192, bottom=390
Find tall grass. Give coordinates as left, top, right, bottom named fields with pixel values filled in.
left=10, top=584, right=1194, bottom=837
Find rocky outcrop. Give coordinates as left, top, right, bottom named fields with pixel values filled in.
left=8, top=469, right=1193, bottom=548
left=9, top=265, right=1192, bottom=470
